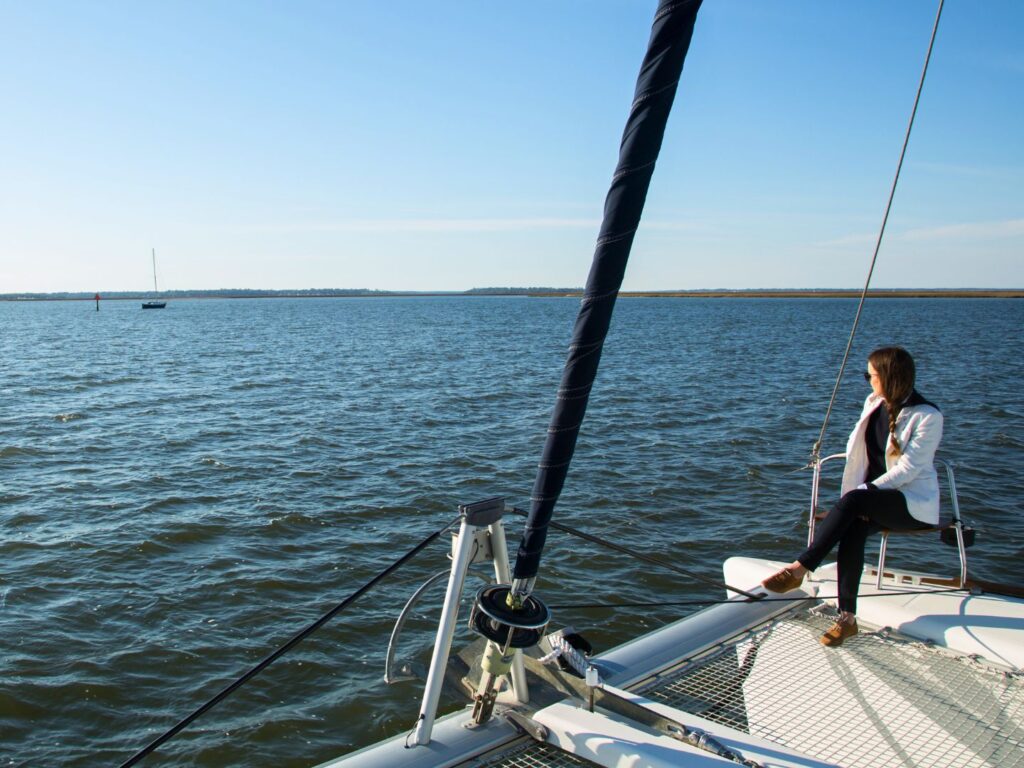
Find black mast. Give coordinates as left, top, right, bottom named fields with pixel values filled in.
left=512, top=0, right=703, bottom=596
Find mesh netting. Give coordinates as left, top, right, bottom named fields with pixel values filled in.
left=637, top=607, right=1024, bottom=768
left=467, top=741, right=600, bottom=768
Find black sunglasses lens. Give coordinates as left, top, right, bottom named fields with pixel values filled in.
left=863, top=372, right=871, bottom=382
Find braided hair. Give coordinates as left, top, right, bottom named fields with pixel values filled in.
left=867, top=346, right=916, bottom=457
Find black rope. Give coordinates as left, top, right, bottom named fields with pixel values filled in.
left=118, top=516, right=459, bottom=768
left=510, top=507, right=763, bottom=601
left=549, top=586, right=965, bottom=612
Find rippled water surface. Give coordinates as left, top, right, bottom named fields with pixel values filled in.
left=2, top=296, right=1022, bottom=766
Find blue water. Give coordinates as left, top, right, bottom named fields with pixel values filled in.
left=2, top=296, right=1022, bottom=766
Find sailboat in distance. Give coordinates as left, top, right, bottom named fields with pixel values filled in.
left=141, top=248, right=167, bottom=309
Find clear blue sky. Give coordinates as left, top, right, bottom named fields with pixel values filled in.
left=1, top=1, right=1021, bottom=292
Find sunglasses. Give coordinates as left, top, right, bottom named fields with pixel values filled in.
left=863, top=371, right=877, bottom=382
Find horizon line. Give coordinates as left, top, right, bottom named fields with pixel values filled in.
left=3, top=287, right=1024, bottom=302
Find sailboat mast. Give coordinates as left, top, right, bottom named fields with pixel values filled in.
left=151, top=248, right=159, bottom=294
left=511, top=0, right=703, bottom=600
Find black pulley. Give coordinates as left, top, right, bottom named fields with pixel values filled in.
left=469, top=585, right=550, bottom=649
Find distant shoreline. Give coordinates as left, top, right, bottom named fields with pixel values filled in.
left=609, top=289, right=1024, bottom=299
left=2, top=288, right=1022, bottom=302
left=537, top=289, right=1024, bottom=299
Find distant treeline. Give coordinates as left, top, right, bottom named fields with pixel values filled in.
left=463, top=287, right=582, bottom=295
left=2, top=287, right=1020, bottom=301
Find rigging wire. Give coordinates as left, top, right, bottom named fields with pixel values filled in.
left=548, top=586, right=965, bottom=612
left=509, top=507, right=763, bottom=601
left=118, top=516, right=459, bottom=768
left=514, top=507, right=975, bottom=611
left=810, top=0, right=945, bottom=466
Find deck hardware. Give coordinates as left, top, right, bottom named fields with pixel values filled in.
left=591, top=684, right=765, bottom=768
left=542, top=626, right=594, bottom=675
left=468, top=584, right=550, bottom=724
left=412, top=498, right=532, bottom=746
left=585, top=666, right=600, bottom=712
left=470, top=686, right=499, bottom=724
left=470, top=585, right=550, bottom=649
left=503, top=711, right=548, bottom=741
left=384, top=570, right=450, bottom=684
left=542, top=629, right=594, bottom=680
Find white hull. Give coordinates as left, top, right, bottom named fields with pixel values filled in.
left=725, top=557, right=1024, bottom=671
left=320, top=557, right=1024, bottom=768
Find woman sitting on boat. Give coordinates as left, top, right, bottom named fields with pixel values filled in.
left=762, top=346, right=943, bottom=646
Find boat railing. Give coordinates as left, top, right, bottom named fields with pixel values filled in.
left=808, top=454, right=969, bottom=589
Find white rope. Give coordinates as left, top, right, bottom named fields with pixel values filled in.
left=542, top=633, right=593, bottom=679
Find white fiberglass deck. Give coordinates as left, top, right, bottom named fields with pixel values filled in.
left=464, top=557, right=1024, bottom=768
left=638, top=607, right=1024, bottom=768
left=321, top=557, right=1024, bottom=768
left=465, top=605, right=1023, bottom=768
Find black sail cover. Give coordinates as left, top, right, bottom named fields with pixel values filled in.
left=512, top=0, right=703, bottom=585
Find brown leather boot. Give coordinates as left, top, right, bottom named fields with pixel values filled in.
left=820, top=617, right=858, bottom=647
left=761, top=567, right=804, bottom=593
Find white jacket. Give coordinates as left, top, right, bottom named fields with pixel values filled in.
left=841, top=392, right=943, bottom=525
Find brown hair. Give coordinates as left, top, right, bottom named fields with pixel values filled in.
left=867, top=346, right=916, bottom=457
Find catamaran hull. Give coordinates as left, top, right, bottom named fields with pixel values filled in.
left=319, top=558, right=1023, bottom=768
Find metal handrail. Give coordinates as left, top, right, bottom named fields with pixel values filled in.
left=875, top=457, right=968, bottom=589
left=807, top=453, right=846, bottom=547
left=936, top=458, right=962, bottom=527
left=807, top=454, right=968, bottom=588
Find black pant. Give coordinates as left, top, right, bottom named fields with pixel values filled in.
left=797, top=489, right=930, bottom=613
